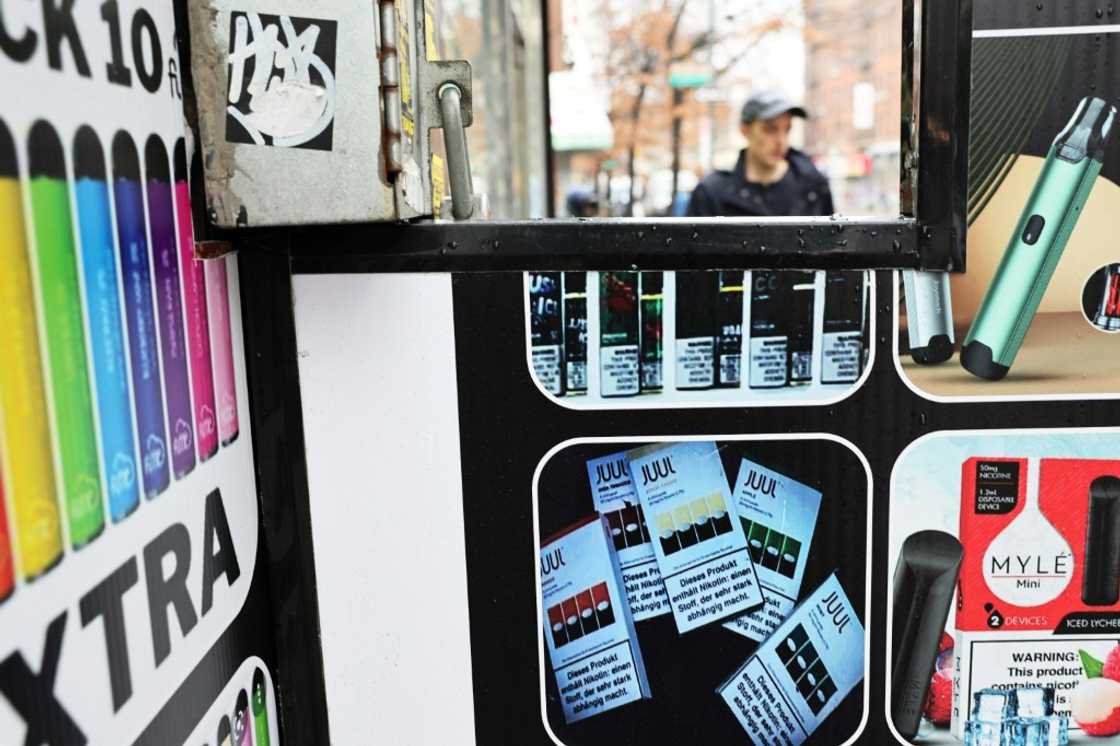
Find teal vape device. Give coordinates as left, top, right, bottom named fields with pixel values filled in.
left=961, top=97, right=1116, bottom=380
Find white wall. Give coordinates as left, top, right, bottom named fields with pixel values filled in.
left=293, top=274, right=476, bottom=744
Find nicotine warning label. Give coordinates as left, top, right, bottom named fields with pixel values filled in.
left=557, top=641, right=644, bottom=723
left=663, top=549, right=763, bottom=633
left=675, top=338, right=714, bottom=388
left=955, top=636, right=1116, bottom=735
left=725, top=589, right=796, bottom=641
left=566, top=361, right=587, bottom=391
left=721, top=657, right=808, bottom=745
left=749, top=337, right=787, bottom=388
left=821, top=332, right=861, bottom=383
left=621, top=562, right=669, bottom=620
left=600, top=345, right=639, bottom=396
left=532, top=345, right=562, bottom=394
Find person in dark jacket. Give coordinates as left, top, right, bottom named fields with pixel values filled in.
left=686, top=90, right=834, bottom=217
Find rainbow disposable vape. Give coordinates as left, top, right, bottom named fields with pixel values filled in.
left=962, top=97, right=1117, bottom=380
left=1082, top=476, right=1120, bottom=606
left=29, top=121, right=105, bottom=547
left=0, top=118, right=63, bottom=579
left=788, top=272, right=817, bottom=385
left=528, top=272, right=564, bottom=394
left=146, top=135, right=195, bottom=478
left=890, top=530, right=963, bottom=740
left=0, top=472, right=13, bottom=602
left=821, top=271, right=865, bottom=384
left=599, top=271, right=640, bottom=397
left=206, top=257, right=240, bottom=446
left=175, top=139, right=219, bottom=461
left=234, top=689, right=253, bottom=746
left=749, top=270, right=788, bottom=388
left=675, top=271, right=716, bottom=389
left=540, top=515, right=651, bottom=722
left=716, top=271, right=744, bottom=388
left=252, top=668, right=271, bottom=746
left=114, top=131, right=170, bottom=497
left=74, top=126, right=140, bottom=522
left=561, top=272, right=587, bottom=395
left=217, top=714, right=232, bottom=746
left=638, top=271, right=663, bottom=393
left=903, top=270, right=955, bottom=365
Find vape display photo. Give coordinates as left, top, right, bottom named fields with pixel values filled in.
left=525, top=270, right=873, bottom=407
left=536, top=437, right=868, bottom=745
left=899, top=26, right=1120, bottom=398
left=889, top=430, right=1120, bottom=745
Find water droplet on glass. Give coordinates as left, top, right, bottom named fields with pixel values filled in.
left=1097, top=8, right=1104, bottom=17
left=637, top=231, right=644, bottom=239
left=664, top=237, right=672, bottom=246
left=493, top=240, right=500, bottom=250
left=691, top=232, right=699, bottom=240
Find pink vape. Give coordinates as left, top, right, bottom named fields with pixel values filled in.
left=173, top=142, right=218, bottom=461
left=205, top=257, right=239, bottom=446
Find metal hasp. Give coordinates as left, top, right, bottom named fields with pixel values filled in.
left=438, top=83, right=475, bottom=220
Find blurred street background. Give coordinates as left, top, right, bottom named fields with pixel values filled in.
left=431, top=0, right=901, bottom=218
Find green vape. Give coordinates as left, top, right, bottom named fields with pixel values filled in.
left=961, top=96, right=1116, bottom=380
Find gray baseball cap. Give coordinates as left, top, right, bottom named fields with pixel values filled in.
left=741, top=90, right=808, bottom=123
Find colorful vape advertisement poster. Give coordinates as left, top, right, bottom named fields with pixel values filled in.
left=539, top=516, right=652, bottom=723
left=724, top=459, right=822, bottom=642
left=888, top=430, right=1120, bottom=744
left=586, top=452, right=669, bottom=620
left=898, top=19, right=1120, bottom=399
left=719, top=573, right=865, bottom=746
left=627, top=442, right=763, bottom=633
left=0, top=2, right=275, bottom=742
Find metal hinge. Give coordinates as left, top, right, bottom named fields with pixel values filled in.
left=378, top=0, right=403, bottom=179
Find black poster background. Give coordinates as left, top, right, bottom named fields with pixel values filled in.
left=451, top=270, right=1120, bottom=744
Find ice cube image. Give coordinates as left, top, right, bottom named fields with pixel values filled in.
left=1014, top=687, right=1054, bottom=718
left=1008, top=717, right=1049, bottom=746
left=963, top=719, right=1006, bottom=746
left=1040, top=715, right=1068, bottom=746
left=973, top=688, right=1018, bottom=721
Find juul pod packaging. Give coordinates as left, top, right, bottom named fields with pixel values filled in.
left=718, top=573, right=865, bottom=745
left=724, top=458, right=822, bottom=641
left=627, top=442, right=764, bottom=633
left=587, top=451, right=669, bottom=620
left=540, top=515, right=652, bottom=723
